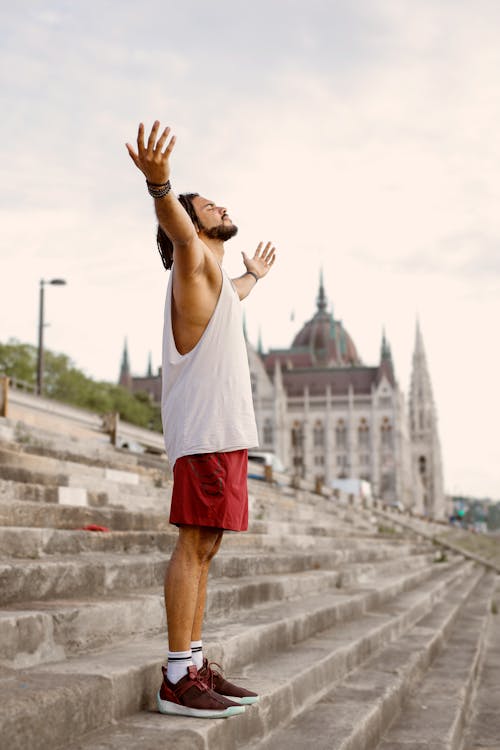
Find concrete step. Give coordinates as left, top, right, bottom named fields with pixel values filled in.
left=0, top=425, right=169, bottom=470
left=0, top=551, right=168, bottom=606
left=462, top=579, right=500, bottom=750
left=0, top=526, right=177, bottom=559
left=251, top=566, right=490, bottom=750
left=0, top=429, right=169, bottom=474
left=375, top=572, right=496, bottom=750
left=0, top=496, right=397, bottom=549
left=1, top=560, right=471, bottom=750
left=0, top=446, right=150, bottom=485
left=0, top=500, right=171, bottom=532
left=0, top=462, right=171, bottom=504
left=0, top=514, right=405, bottom=565
left=0, top=475, right=352, bottom=529
left=1, top=554, right=436, bottom=669
left=0, top=523, right=435, bottom=605
left=0, top=444, right=165, bottom=483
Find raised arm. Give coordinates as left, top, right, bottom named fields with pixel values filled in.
left=126, top=121, right=205, bottom=275
left=232, top=242, right=277, bottom=300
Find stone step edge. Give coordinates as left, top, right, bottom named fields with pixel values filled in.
left=372, top=507, right=500, bottom=575
left=0, top=533, right=445, bottom=607
left=0, top=438, right=168, bottom=476
left=6, top=561, right=474, bottom=750
left=461, top=578, right=500, bottom=750
left=377, top=571, right=497, bottom=750
left=1, top=554, right=437, bottom=669
left=252, top=567, right=491, bottom=750
left=63, top=563, right=485, bottom=750
left=0, top=524, right=422, bottom=560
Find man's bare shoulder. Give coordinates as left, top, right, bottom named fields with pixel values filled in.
left=172, top=238, right=221, bottom=293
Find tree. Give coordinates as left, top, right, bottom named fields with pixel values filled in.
left=0, top=338, right=162, bottom=432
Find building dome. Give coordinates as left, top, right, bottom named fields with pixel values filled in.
left=291, top=274, right=361, bottom=367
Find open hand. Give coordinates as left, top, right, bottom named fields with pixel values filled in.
left=242, top=242, right=276, bottom=280
left=125, top=121, right=176, bottom=184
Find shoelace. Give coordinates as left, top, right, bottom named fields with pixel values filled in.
left=205, top=661, right=225, bottom=690
left=173, top=667, right=209, bottom=699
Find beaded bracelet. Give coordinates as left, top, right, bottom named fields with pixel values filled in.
left=146, top=179, right=172, bottom=199
left=246, top=271, right=259, bottom=283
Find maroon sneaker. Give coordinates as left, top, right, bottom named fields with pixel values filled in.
left=198, top=659, right=259, bottom=705
left=157, top=665, right=245, bottom=718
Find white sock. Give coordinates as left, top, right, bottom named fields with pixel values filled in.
left=191, top=640, right=203, bottom=670
left=167, top=649, right=193, bottom=684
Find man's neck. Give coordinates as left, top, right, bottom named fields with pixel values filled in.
left=201, top=235, right=225, bottom=265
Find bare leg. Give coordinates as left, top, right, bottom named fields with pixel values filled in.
left=164, top=526, right=223, bottom=652
left=191, top=531, right=223, bottom=641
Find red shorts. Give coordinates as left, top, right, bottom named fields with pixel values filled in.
left=169, top=449, right=249, bottom=531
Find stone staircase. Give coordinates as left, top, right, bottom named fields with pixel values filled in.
left=0, top=416, right=498, bottom=750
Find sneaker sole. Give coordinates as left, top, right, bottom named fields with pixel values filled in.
left=157, top=691, right=245, bottom=718
left=223, top=694, right=259, bottom=705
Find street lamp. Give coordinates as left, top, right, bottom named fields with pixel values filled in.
left=36, top=278, right=67, bottom=396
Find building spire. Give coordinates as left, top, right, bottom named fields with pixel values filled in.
left=119, top=338, right=132, bottom=389
left=409, top=320, right=445, bottom=519
left=257, top=327, right=263, bottom=355
left=380, top=327, right=392, bottom=361
left=147, top=351, right=153, bottom=377
left=316, top=268, right=327, bottom=313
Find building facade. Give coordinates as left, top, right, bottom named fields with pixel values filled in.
left=119, top=275, right=445, bottom=517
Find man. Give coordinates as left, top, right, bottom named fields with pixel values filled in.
left=126, top=121, right=276, bottom=719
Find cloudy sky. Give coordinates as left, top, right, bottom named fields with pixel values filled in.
left=1, top=0, right=499, bottom=498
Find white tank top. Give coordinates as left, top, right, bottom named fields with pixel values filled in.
left=161, top=266, right=258, bottom=467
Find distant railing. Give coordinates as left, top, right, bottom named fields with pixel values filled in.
left=0, top=372, right=37, bottom=394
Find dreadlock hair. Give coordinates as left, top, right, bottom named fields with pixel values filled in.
left=156, top=192, right=200, bottom=270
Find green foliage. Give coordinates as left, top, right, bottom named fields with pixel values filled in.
left=0, top=339, right=37, bottom=385
left=0, top=339, right=161, bottom=432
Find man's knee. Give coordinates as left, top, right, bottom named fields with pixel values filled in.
left=177, top=526, right=223, bottom=563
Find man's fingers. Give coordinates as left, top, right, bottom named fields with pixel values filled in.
left=136, top=123, right=145, bottom=155
left=146, top=120, right=160, bottom=152
left=163, top=134, right=176, bottom=157
left=125, top=143, right=141, bottom=169
left=254, top=241, right=263, bottom=257
left=156, top=126, right=171, bottom=153
left=262, top=243, right=275, bottom=260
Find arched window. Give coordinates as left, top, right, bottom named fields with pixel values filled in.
left=291, top=420, right=305, bottom=477
left=358, top=418, right=370, bottom=448
left=291, top=421, right=304, bottom=450
left=381, top=418, right=393, bottom=449
left=313, top=420, right=325, bottom=447
left=263, top=418, right=273, bottom=446
left=335, top=419, right=347, bottom=450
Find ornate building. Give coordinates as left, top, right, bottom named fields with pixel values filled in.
left=119, top=274, right=445, bottom=517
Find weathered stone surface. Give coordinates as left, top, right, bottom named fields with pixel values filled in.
left=1, top=419, right=498, bottom=750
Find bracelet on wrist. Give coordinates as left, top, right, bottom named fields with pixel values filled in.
left=146, top=179, right=172, bottom=199
left=246, top=271, right=259, bottom=283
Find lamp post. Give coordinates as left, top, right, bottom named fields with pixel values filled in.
left=36, top=278, right=67, bottom=396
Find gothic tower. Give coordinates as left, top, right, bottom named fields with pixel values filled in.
left=118, top=338, right=132, bottom=390
left=408, top=322, right=445, bottom=518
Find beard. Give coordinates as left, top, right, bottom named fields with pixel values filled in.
left=201, top=221, right=239, bottom=241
